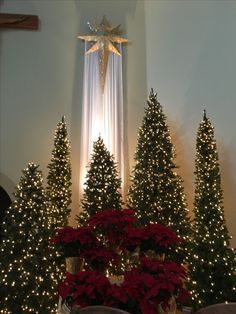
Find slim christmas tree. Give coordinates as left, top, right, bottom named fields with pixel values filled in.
left=128, top=89, right=191, bottom=259
left=189, top=110, right=236, bottom=309
left=0, top=163, right=58, bottom=314
left=78, top=136, right=122, bottom=225
left=47, top=116, right=72, bottom=230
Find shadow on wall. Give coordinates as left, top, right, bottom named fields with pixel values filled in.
left=168, top=120, right=236, bottom=249
left=0, top=173, right=14, bottom=241
left=180, top=0, right=236, bottom=176
left=169, top=120, right=195, bottom=217
left=217, top=142, right=236, bottom=248
left=180, top=4, right=236, bottom=248
left=0, top=186, right=11, bottom=218
left=0, top=173, right=15, bottom=200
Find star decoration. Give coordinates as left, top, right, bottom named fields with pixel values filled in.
left=79, top=16, right=128, bottom=93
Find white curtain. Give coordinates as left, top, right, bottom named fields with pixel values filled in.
left=80, top=43, right=124, bottom=194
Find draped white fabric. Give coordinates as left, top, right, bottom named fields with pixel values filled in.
left=80, top=43, right=124, bottom=193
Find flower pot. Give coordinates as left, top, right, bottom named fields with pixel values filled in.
left=65, top=256, right=84, bottom=274
left=156, top=297, right=176, bottom=314
left=145, top=250, right=165, bottom=261
left=156, top=253, right=165, bottom=261
left=109, top=274, right=124, bottom=285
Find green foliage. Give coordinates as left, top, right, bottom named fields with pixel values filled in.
left=189, top=111, right=236, bottom=309
left=47, top=116, right=72, bottom=230
left=46, top=116, right=72, bottom=305
left=78, top=136, right=122, bottom=226
left=128, top=89, right=191, bottom=262
left=0, top=163, right=58, bottom=313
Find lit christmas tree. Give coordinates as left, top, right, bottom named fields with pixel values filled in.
left=46, top=116, right=72, bottom=230
left=46, top=116, right=72, bottom=303
left=0, top=163, right=58, bottom=313
left=128, top=89, right=191, bottom=260
left=189, top=110, right=236, bottom=309
left=78, top=136, right=122, bottom=225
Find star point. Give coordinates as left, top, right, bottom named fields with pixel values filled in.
left=78, top=16, right=128, bottom=93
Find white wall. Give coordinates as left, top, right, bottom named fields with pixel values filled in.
left=0, top=0, right=235, bottom=245
left=144, top=0, right=236, bottom=245
left=0, top=0, right=79, bottom=198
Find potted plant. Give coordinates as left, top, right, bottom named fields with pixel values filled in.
left=51, top=209, right=190, bottom=313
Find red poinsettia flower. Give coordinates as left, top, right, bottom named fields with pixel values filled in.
left=59, top=271, right=111, bottom=307
left=139, top=299, right=157, bottom=314
left=56, top=211, right=190, bottom=313
left=50, top=226, right=98, bottom=257
left=140, top=257, right=187, bottom=282
left=76, top=227, right=98, bottom=247
left=105, top=285, right=129, bottom=305
left=105, top=282, right=145, bottom=314
left=51, top=226, right=97, bottom=245
left=82, top=246, right=120, bottom=271
left=51, top=226, right=77, bottom=244
left=138, top=257, right=189, bottom=311
left=139, top=223, right=182, bottom=254
left=88, top=209, right=136, bottom=246
left=58, top=275, right=73, bottom=300
left=124, top=270, right=156, bottom=299
left=177, top=288, right=191, bottom=304
left=89, top=209, right=135, bottom=229
left=121, top=226, right=143, bottom=252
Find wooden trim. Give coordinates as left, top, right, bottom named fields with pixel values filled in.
left=0, top=13, right=39, bottom=30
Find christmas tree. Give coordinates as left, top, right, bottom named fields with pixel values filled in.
left=0, top=163, right=58, bottom=313
left=189, top=110, right=236, bottom=309
left=128, top=89, right=191, bottom=260
left=46, top=116, right=72, bottom=230
left=78, top=136, right=122, bottom=225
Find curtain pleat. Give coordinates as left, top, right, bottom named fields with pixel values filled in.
left=80, top=43, right=124, bottom=196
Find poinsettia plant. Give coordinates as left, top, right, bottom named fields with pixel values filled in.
left=121, top=223, right=181, bottom=256
left=88, top=208, right=136, bottom=247
left=59, top=271, right=111, bottom=307
left=50, top=226, right=97, bottom=257
left=52, top=209, right=190, bottom=313
left=81, top=246, right=120, bottom=272
left=105, top=257, right=190, bottom=314
left=139, top=223, right=182, bottom=255
left=58, top=258, right=190, bottom=313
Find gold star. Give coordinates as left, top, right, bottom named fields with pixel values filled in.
left=79, top=16, right=128, bottom=93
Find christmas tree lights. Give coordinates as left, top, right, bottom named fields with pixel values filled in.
left=128, top=89, right=191, bottom=262
left=46, top=116, right=72, bottom=230
left=46, top=116, right=72, bottom=306
left=78, top=136, right=122, bottom=225
left=0, top=163, right=58, bottom=313
left=189, top=110, right=236, bottom=309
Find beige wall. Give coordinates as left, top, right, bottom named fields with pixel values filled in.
left=1, top=0, right=235, bottom=246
